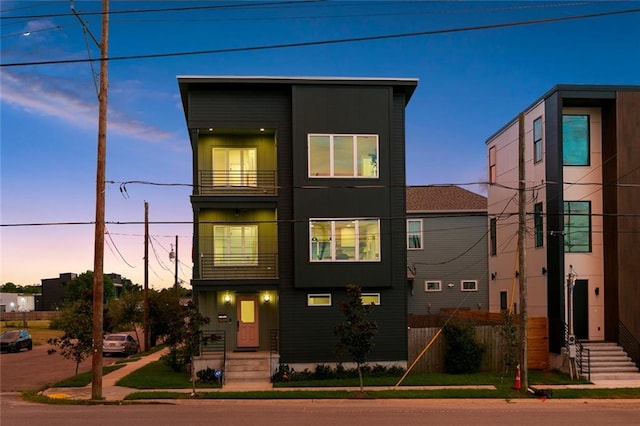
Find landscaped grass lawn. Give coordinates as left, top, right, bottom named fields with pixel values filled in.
left=116, top=360, right=220, bottom=389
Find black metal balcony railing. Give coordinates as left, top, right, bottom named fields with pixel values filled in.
left=199, top=253, right=278, bottom=280
left=197, top=170, right=277, bottom=195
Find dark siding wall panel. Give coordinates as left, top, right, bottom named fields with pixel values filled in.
left=545, top=93, right=564, bottom=353
left=616, top=91, right=640, bottom=342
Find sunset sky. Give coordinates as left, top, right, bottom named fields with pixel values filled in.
left=2, top=1, right=639, bottom=289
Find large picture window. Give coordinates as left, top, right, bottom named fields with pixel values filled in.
left=533, top=117, right=543, bottom=163
left=310, top=219, right=380, bottom=262
left=562, top=115, right=589, bottom=166
left=308, top=134, right=378, bottom=178
left=213, top=225, right=258, bottom=265
left=407, top=219, right=422, bottom=249
left=564, top=201, right=591, bottom=252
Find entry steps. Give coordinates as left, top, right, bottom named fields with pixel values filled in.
left=224, top=351, right=272, bottom=385
left=580, top=342, right=640, bottom=380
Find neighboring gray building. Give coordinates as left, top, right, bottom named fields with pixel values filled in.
left=41, top=272, right=77, bottom=311
left=406, top=186, right=488, bottom=315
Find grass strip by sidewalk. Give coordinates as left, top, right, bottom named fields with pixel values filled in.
left=116, top=359, right=220, bottom=389
left=52, top=365, right=124, bottom=387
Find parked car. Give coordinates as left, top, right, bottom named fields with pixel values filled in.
left=0, top=329, right=33, bottom=353
left=102, top=333, right=140, bottom=356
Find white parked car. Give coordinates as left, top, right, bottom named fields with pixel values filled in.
left=102, top=333, right=139, bottom=356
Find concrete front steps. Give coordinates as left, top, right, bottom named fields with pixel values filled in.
left=580, top=342, right=640, bottom=380
left=223, top=351, right=272, bottom=388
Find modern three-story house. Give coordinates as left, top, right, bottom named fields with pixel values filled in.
left=486, top=85, right=640, bottom=370
left=178, top=76, right=418, bottom=377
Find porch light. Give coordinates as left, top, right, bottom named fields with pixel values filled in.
left=224, top=293, right=231, bottom=304
left=263, top=293, right=271, bottom=303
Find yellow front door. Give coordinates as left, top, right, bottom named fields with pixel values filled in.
left=237, top=294, right=259, bottom=348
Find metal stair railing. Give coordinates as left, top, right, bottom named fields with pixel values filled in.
left=619, top=320, right=640, bottom=369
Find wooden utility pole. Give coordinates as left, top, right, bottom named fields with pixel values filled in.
left=144, top=201, right=150, bottom=352
left=91, top=0, right=109, bottom=401
left=174, top=235, right=179, bottom=299
left=518, top=112, right=528, bottom=393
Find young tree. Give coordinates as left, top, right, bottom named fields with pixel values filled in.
left=163, top=300, right=210, bottom=372
left=334, top=284, right=378, bottom=392
left=106, top=290, right=143, bottom=344
left=47, top=299, right=94, bottom=375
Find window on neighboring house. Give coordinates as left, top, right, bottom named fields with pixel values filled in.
left=308, top=134, right=378, bottom=178
left=307, top=294, right=332, bottom=306
left=533, top=117, right=543, bottom=163
left=361, top=293, right=381, bottom=306
left=500, top=291, right=508, bottom=312
left=310, top=219, right=380, bottom=261
left=489, top=145, right=497, bottom=184
left=564, top=201, right=591, bottom=252
left=490, top=218, right=497, bottom=256
left=212, top=148, right=257, bottom=187
left=534, top=202, right=544, bottom=247
left=424, top=281, right=441, bottom=292
left=562, top=115, right=590, bottom=166
left=407, top=219, right=422, bottom=249
left=461, top=280, right=478, bottom=292
left=213, top=225, right=258, bottom=265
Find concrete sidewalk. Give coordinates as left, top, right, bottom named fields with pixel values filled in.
left=41, top=349, right=640, bottom=402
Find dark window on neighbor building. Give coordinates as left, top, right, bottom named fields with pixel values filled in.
left=489, top=146, right=497, bottom=183
left=562, top=115, right=590, bottom=166
left=564, top=201, right=591, bottom=253
left=534, top=202, right=543, bottom=247
left=533, top=116, right=543, bottom=163
left=490, top=218, right=497, bottom=256
left=500, top=291, right=508, bottom=312
left=407, top=219, right=422, bottom=249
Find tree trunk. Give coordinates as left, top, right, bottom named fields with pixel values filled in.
left=357, top=364, right=364, bottom=393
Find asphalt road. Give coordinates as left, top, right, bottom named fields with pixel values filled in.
left=0, top=344, right=116, bottom=392
left=2, top=395, right=640, bottom=426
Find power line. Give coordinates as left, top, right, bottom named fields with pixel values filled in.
left=3, top=6, right=639, bottom=67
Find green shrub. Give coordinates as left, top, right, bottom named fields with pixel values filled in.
left=443, top=321, right=485, bottom=374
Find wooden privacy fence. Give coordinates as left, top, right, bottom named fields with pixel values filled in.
left=1, top=311, right=61, bottom=322
left=407, top=317, right=549, bottom=373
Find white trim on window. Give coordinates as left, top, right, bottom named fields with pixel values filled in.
left=407, top=219, right=422, bottom=250
left=461, top=280, right=478, bottom=292
left=308, top=134, right=379, bottom=178
left=424, top=281, right=441, bottom=292
left=307, top=293, right=332, bottom=306
left=361, top=293, right=380, bottom=305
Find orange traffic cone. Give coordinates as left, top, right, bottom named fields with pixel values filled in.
left=514, top=364, right=521, bottom=390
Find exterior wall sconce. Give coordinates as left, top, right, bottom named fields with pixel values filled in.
left=491, top=272, right=497, bottom=281
left=224, top=293, right=231, bottom=305
left=263, top=293, right=271, bottom=303
left=447, top=282, right=455, bottom=288
left=595, top=287, right=600, bottom=296
left=542, top=267, right=547, bottom=275
left=515, top=271, right=520, bottom=278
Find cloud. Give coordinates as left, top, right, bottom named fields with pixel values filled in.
left=0, top=69, right=174, bottom=142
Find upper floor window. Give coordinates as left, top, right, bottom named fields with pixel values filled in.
left=562, top=115, right=590, bottom=166
left=407, top=219, right=422, bottom=249
left=564, top=201, right=591, bottom=252
left=308, top=134, right=378, bottom=178
left=213, top=225, right=258, bottom=265
left=212, top=148, right=257, bottom=187
left=310, top=218, right=380, bottom=262
left=533, top=117, right=543, bottom=163
left=490, top=218, right=497, bottom=256
left=489, top=145, right=497, bottom=184
left=534, top=202, right=544, bottom=247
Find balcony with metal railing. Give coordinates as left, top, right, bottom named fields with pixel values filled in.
left=199, top=253, right=278, bottom=280
left=196, top=170, right=277, bottom=195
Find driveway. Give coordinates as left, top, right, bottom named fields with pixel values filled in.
left=0, top=344, right=116, bottom=392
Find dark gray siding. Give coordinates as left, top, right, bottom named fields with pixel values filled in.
left=407, top=213, right=488, bottom=314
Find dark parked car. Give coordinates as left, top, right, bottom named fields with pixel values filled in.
left=103, top=333, right=139, bottom=356
left=0, top=329, right=33, bottom=353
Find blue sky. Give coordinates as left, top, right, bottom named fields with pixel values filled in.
left=1, top=1, right=639, bottom=288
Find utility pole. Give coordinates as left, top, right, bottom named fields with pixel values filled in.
left=91, top=0, right=109, bottom=401
left=518, top=112, right=528, bottom=393
left=143, top=201, right=150, bottom=352
left=174, top=236, right=179, bottom=299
